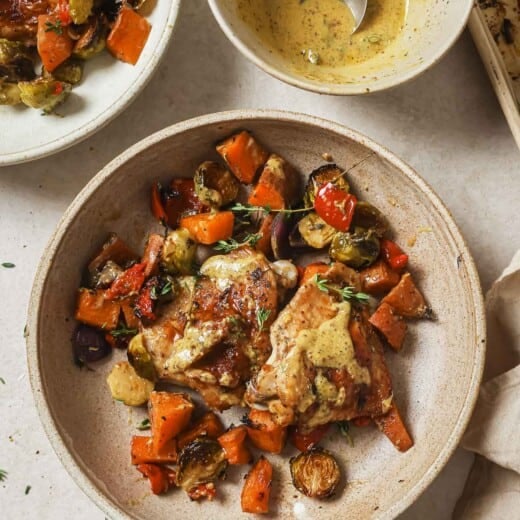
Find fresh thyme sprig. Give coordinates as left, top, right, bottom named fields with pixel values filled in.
left=256, top=308, right=271, bottom=332
left=44, top=19, right=63, bottom=35
left=110, top=323, right=138, bottom=338
left=137, top=418, right=151, bottom=431
left=214, top=233, right=262, bottom=253
left=0, top=469, right=7, bottom=482
left=229, top=202, right=309, bottom=217
left=150, top=280, right=173, bottom=300
left=314, top=274, right=370, bottom=303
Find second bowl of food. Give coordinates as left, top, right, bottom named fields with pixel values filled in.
left=27, top=110, right=485, bottom=519
left=208, top=0, right=474, bottom=94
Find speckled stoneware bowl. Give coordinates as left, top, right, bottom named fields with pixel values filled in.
left=27, top=110, right=485, bottom=519
left=208, top=0, right=474, bottom=94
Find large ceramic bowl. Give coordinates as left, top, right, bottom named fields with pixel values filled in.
left=27, top=110, right=485, bottom=519
left=208, top=0, right=474, bottom=95
left=0, top=0, right=181, bottom=166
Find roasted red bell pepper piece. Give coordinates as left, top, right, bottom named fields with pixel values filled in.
left=57, top=0, right=72, bottom=25
left=151, top=183, right=168, bottom=224
left=380, top=239, right=408, bottom=271
left=290, top=424, right=330, bottom=452
left=314, top=182, right=357, bottom=232
left=163, top=178, right=207, bottom=228
left=105, top=263, right=146, bottom=300
left=136, top=463, right=175, bottom=495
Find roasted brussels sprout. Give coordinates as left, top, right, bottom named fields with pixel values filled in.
left=351, top=201, right=388, bottom=237
left=44, top=59, right=83, bottom=85
left=73, top=17, right=106, bottom=60
left=194, top=161, right=239, bottom=208
left=0, top=39, right=35, bottom=82
left=92, top=260, right=123, bottom=289
left=329, top=228, right=380, bottom=269
left=69, top=0, right=94, bottom=24
left=304, top=164, right=349, bottom=208
left=0, top=80, right=21, bottom=105
left=127, top=333, right=157, bottom=382
left=18, top=78, right=72, bottom=113
left=290, top=448, right=341, bottom=499
left=106, top=361, right=155, bottom=406
left=176, top=438, right=228, bottom=492
left=161, top=228, right=197, bottom=275
left=298, top=212, right=336, bottom=249
left=73, top=324, right=111, bottom=364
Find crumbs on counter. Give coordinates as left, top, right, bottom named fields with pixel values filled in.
left=321, top=152, right=334, bottom=162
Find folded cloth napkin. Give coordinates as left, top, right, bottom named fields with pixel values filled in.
left=454, top=250, right=520, bottom=518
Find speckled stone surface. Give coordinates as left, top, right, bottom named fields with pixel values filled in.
left=0, top=1, right=518, bottom=519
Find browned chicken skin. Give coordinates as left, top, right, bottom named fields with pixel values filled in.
left=245, top=262, right=393, bottom=431
left=0, top=0, right=55, bottom=45
left=141, top=248, right=285, bottom=410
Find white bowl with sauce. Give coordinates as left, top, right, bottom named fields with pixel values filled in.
left=208, top=0, right=474, bottom=94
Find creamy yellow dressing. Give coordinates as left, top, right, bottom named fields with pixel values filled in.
left=236, top=0, right=407, bottom=80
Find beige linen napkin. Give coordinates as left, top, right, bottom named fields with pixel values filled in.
left=454, top=250, right=520, bottom=518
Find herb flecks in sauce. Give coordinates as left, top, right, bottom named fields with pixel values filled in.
left=236, top=0, right=406, bottom=80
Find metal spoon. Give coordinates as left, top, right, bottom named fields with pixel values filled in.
left=343, top=0, right=368, bottom=33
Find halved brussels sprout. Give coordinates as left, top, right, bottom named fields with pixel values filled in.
left=69, top=0, right=94, bottom=24
left=194, top=161, right=239, bottom=208
left=290, top=447, right=341, bottom=499
left=44, top=59, right=83, bottom=85
left=351, top=201, right=388, bottom=237
left=73, top=17, right=106, bottom=60
left=106, top=361, right=155, bottom=406
left=298, top=212, right=336, bottom=249
left=18, top=78, right=71, bottom=113
left=127, top=333, right=157, bottom=382
left=329, top=228, right=380, bottom=269
left=176, top=438, right=228, bottom=492
left=0, top=80, right=21, bottom=105
left=304, top=164, right=349, bottom=208
left=0, top=39, right=35, bottom=82
left=161, top=228, right=197, bottom=275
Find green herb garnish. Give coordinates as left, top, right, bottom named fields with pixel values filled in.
left=137, top=418, right=151, bottom=431
left=214, top=233, right=262, bottom=253
left=44, top=19, right=63, bottom=35
left=1, top=262, right=15, bottom=268
left=314, top=274, right=370, bottom=303
left=0, top=469, right=7, bottom=482
left=230, top=203, right=309, bottom=217
left=25, top=485, right=31, bottom=495
left=0, top=377, right=4, bottom=385
left=110, top=324, right=138, bottom=338
left=256, top=308, right=271, bottom=332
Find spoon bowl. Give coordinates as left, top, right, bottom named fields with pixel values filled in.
left=344, top=0, right=368, bottom=33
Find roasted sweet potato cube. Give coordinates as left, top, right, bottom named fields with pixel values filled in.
left=369, top=302, right=407, bottom=351
left=381, top=273, right=432, bottom=319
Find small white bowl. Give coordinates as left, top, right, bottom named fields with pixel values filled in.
left=208, top=0, right=474, bottom=95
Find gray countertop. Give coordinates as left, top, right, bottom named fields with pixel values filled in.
left=1, top=1, right=518, bottom=518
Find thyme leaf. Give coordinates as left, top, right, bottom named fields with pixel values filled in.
left=110, top=323, right=138, bottom=338
left=256, top=308, right=271, bottom=332
left=0, top=469, right=7, bottom=482
left=314, top=274, right=370, bottom=303
left=136, top=418, right=151, bottom=431
left=44, top=19, right=63, bottom=35
left=214, top=233, right=262, bottom=253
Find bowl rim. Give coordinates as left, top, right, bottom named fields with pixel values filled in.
left=26, top=109, right=486, bottom=520
left=0, top=0, right=182, bottom=167
left=207, top=0, right=474, bottom=95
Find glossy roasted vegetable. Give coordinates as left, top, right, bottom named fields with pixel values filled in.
left=329, top=227, right=380, bottom=268
left=0, top=80, right=21, bottom=105
left=73, top=17, right=106, bottom=60
left=304, top=164, right=349, bottom=207
left=290, top=448, right=341, bottom=499
left=0, top=39, right=35, bottom=82
left=106, top=361, right=155, bottom=406
left=298, top=212, right=336, bottom=249
left=69, top=0, right=94, bottom=24
left=194, top=161, right=239, bottom=208
left=128, top=333, right=157, bottom=382
left=351, top=201, right=388, bottom=237
left=161, top=228, right=197, bottom=275
left=72, top=324, right=111, bottom=364
left=93, top=260, right=123, bottom=289
left=18, top=77, right=71, bottom=113
left=176, top=438, right=228, bottom=493
left=44, top=59, right=83, bottom=85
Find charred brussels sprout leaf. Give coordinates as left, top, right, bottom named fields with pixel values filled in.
left=329, top=228, right=380, bottom=269
left=304, top=164, right=349, bottom=208
left=351, top=201, right=388, bottom=237
left=194, top=161, right=240, bottom=208
left=298, top=212, right=336, bottom=249
left=176, top=438, right=228, bottom=492
left=127, top=333, right=157, bottom=382
left=161, top=228, right=197, bottom=275
left=290, top=447, right=341, bottom=499
left=18, top=78, right=71, bottom=113
left=44, top=59, right=83, bottom=85
left=0, top=39, right=35, bottom=82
